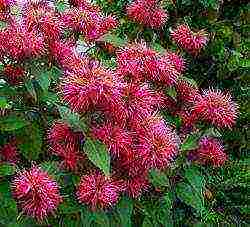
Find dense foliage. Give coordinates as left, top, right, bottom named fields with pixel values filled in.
left=0, top=0, right=249, bottom=226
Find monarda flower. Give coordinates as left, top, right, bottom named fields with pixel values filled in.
left=11, top=166, right=62, bottom=221
left=0, top=141, right=19, bottom=164
left=0, top=21, right=44, bottom=60
left=76, top=172, right=125, bottom=210
left=175, top=79, right=200, bottom=104
left=193, top=89, right=238, bottom=128
left=127, top=0, right=168, bottom=29
left=194, top=137, right=227, bottom=167
left=61, top=65, right=124, bottom=114
left=91, top=123, right=132, bottom=157
left=3, top=65, right=25, bottom=85
left=171, top=24, right=208, bottom=55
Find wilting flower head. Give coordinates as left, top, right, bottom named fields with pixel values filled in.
left=127, top=0, right=168, bottom=28
left=76, top=172, right=125, bottom=210
left=61, top=65, right=124, bottom=114
left=175, top=79, right=200, bottom=104
left=12, top=166, right=62, bottom=221
left=193, top=89, right=238, bottom=128
left=0, top=140, right=19, bottom=164
left=171, top=24, right=208, bottom=55
left=0, top=20, right=44, bottom=60
left=91, top=122, right=132, bottom=157
left=3, top=65, right=25, bottom=85
left=194, top=137, right=227, bottom=167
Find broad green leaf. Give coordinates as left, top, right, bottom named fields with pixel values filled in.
left=158, top=192, right=174, bottom=226
left=0, top=115, right=28, bottom=131
left=17, top=123, right=43, bottom=160
left=37, top=70, right=51, bottom=92
left=84, top=138, right=110, bottom=176
left=149, top=169, right=170, bottom=189
left=176, top=182, right=204, bottom=213
left=0, top=163, right=16, bottom=176
left=0, top=96, right=9, bottom=108
left=181, top=133, right=201, bottom=151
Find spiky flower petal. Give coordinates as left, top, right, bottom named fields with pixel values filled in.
left=0, top=140, right=19, bottom=164
left=12, top=166, right=62, bottom=221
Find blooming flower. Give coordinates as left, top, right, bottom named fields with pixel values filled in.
left=0, top=141, right=19, bottom=164
left=193, top=89, right=238, bottom=128
left=194, top=137, right=227, bottom=167
left=171, top=24, right=208, bottom=55
left=164, top=52, right=186, bottom=74
left=12, top=166, right=62, bottom=221
left=127, top=0, right=168, bottom=28
left=76, top=172, right=125, bottom=209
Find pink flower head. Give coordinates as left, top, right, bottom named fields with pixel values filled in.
left=62, top=6, right=118, bottom=42
left=0, top=141, right=19, bottom=164
left=76, top=172, right=125, bottom=210
left=61, top=65, right=124, bottom=114
left=195, top=137, right=227, bottom=167
left=123, top=83, right=164, bottom=119
left=127, top=0, right=168, bottom=28
left=91, top=123, right=132, bottom=157
left=171, top=24, right=209, bottom=55
left=12, top=166, right=62, bottom=221
left=116, top=42, right=158, bottom=81
left=193, top=89, right=238, bottom=128
left=3, top=65, right=25, bottom=85
left=175, top=79, right=200, bottom=104
left=125, top=172, right=149, bottom=198
left=135, top=115, right=179, bottom=169
left=0, top=20, right=44, bottom=60
left=164, top=52, right=186, bottom=74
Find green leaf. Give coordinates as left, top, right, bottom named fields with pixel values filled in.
left=17, top=123, right=43, bottom=160
left=176, top=182, right=204, bottom=214
left=98, top=33, right=127, bottom=47
left=115, top=197, right=133, bottom=227
left=142, top=217, right=153, bottom=227
left=0, top=96, right=10, bottom=108
left=0, top=115, right=28, bottom=131
left=181, top=133, right=201, bottom=151
left=149, top=169, right=169, bottom=189
left=37, top=70, right=51, bottom=92
left=25, top=80, right=37, bottom=102
left=0, top=163, right=16, bottom=176
left=84, top=138, right=110, bottom=176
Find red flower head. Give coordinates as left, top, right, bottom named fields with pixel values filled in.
left=164, top=52, right=186, bottom=74
left=125, top=172, right=149, bottom=198
left=12, top=166, right=62, bottom=221
left=91, top=122, right=132, bottom=157
left=61, top=65, right=124, bottom=114
left=0, top=140, right=19, bottom=164
left=171, top=24, right=208, bottom=55
left=127, top=0, right=168, bottom=28
left=76, top=172, right=125, bottom=210
left=0, top=20, right=44, bottom=60
left=175, top=79, right=200, bottom=104
left=194, top=137, right=227, bottom=167
left=3, top=65, right=25, bottom=85
left=193, top=89, right=238, bottom=128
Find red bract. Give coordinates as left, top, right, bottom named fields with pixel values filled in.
left=193, top=89, right=238, bottom=128
left=0, top=21, right=44, bottom=60
left=91, top=123, right=132, bottom=157
left=61, top=65, right=124, bottom=114
left=0, top=141, right=19, bottom=164
left=194, top=137, right=227, bottom=167
left=76, top=172, right=125, bottom=210
left=12, top=166, right=62, bottom=221
left=3, top=65, right=25, bottom=85
left=127, top=0, right=168, bottom=28
left=171, top=24, right=208, bottom=55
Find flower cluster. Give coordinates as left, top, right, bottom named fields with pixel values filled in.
left=127, top=0, right=168, bottom=28
left=171, top=24, right=209, bottom=55
left=11, top=166, right=62, bottom=221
